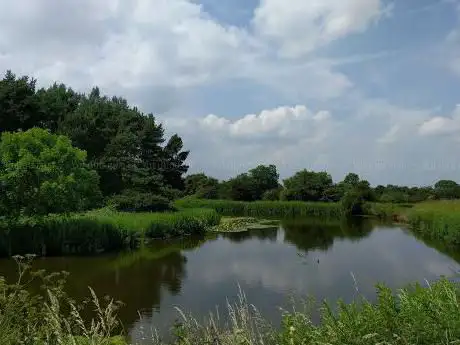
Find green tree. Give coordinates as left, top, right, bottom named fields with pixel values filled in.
left=161, top=134, right=189, bottom=191
left=0, top=128, right=101, bottom=219
left=226, top=173, right=257, bottom=201
left=195, top=177, right=220, bottom=199
left=0, top=70, right=41, bottom=132
left=342, top=173, right=360, bottom=188
left=185, top=173, right=209, bottom=195
left=184, top=173, right=219, bottom=199
left=248, top=164, right=279, bottom=200
left=434, top=180, right=460, bottom=200
left=282, top=170, right=333, bottom=201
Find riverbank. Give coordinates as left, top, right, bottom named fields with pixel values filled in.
left=3, top=259, right=459, bottom=345
left=0, top=208, right=220, bottom=257
left=365, top=200, right=460, bottom=247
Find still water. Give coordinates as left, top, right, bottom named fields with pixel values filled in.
left=0, top=218, right=459, bottom=341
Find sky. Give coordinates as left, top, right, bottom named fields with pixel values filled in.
left=1, top=0, right=460, bottom=186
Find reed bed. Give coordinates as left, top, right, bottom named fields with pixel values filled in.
left=0, top=214, right=138, bottom=257
left=407, top=200, right=460, bottom=246
left=175, top=198, right=343, bottom=219
left=0, top=208, right=220, bottom=257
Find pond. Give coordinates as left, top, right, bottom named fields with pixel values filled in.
left=0, top=218, right=459, bottom=343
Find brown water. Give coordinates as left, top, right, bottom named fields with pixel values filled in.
left=0, top=218, right=459, bottom=343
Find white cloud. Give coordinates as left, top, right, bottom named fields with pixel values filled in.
left=419, top=106, right=460, bottom=136
left=252, top=0, right=388, bottom=58
left=0, top=0, right=379, bottom=103
left=162, top=100, right=460, bottom=185
left=1, top=0, right=458, bottom=185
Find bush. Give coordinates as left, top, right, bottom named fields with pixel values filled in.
left=340, top=191, right=364, bottom=216
left=109, top=191, right=174, bottom=212
left=262, top=188, right=282, bottom=201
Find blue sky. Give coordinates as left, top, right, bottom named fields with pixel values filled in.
left=1, top=0, right=460, bottom=185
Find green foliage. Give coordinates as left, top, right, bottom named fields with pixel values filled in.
left=0, top=256, right=126, bottom=345
left=340, top=190, right=365, bottom=216
left=434, top=179, right=460, bottom=200
left=362, top=202, right=412, bottom=220
left=0, top=71, right=190, bottom=202
left=282, top=170, right=333, bottom=201
left=375, top=184, right=435, bottom=203
left=0, top=128, right=102, bottom=218
left=0, top=213, right=138, bottom=256
left=0, top=71, right=40, bottom=132
left=408, top=201, right=460, bottom=246
left=261, top=188, right=282, bottom=201
left=279, top=278, right=460, bottom=345
left=219, top=165, right=279, bottom=201
left=379, top=190, right=409, bottom=203
left=108, top=190, right=174, bottom=212
left=175, top=198, right=343, bottom=219
left=0, top=208, right=221, bottom=257
left=248, top=164, right=279, bottom=200
left=145, top=208, right=221, bottom=238
left=223, top=173, right=257, bottom=201
left=184, top=173, right=219, bottom=199
left=185, top=173, right=210, bottom=195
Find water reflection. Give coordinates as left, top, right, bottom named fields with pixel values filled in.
left=0, top=218, right=459, bottom=341
left=221, top=228, right=278, bottom=243
left=282, top=218, right=374, bottom=252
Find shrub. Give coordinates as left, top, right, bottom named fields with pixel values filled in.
left=109, top=190, right=174, bottom=212
left=262, top=188, right=282, bottom=201
left=340, top=191, right=364, bottom=216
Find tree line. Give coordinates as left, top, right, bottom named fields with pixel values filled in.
left=184, top=167, right=460, bottom=204
left=0, top=70, right=189, bottom=216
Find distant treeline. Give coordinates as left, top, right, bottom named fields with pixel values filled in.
left=184, top=167, right=460, bottom=204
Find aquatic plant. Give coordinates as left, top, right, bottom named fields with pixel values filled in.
left=211, top=217, right=279, bottom=233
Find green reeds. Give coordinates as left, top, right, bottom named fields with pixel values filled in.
left=0, top=208, right=221, bottom=257
left=175, top=198, right=343, bottom=219
left=0, top=214, right=138, bottom=257
left=407, top=201, right=460, bottom=246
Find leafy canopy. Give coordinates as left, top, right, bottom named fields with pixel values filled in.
left=0, top=128, right=101, bottom=218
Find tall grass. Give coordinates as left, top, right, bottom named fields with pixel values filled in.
left=0, top=208, right=220, bottom=257
left=4, top=258, right=460, bottom=345
left=0, top=214, right=138, bottom=257
left=175, top=198, right=343, bottom=219
left=361, top=202, right=413, bottom=220
left=407, top=200, right=460, bottom=246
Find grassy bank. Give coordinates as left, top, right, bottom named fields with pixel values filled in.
left=406, top=201, right=460, bottom=247
left=3, top=259, right=460, bottom=344
left=0, top=208, right=220, bottom=257
left=362, top=202, right=413, bottom=220
left=175, top=198, right=343, bottom=219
